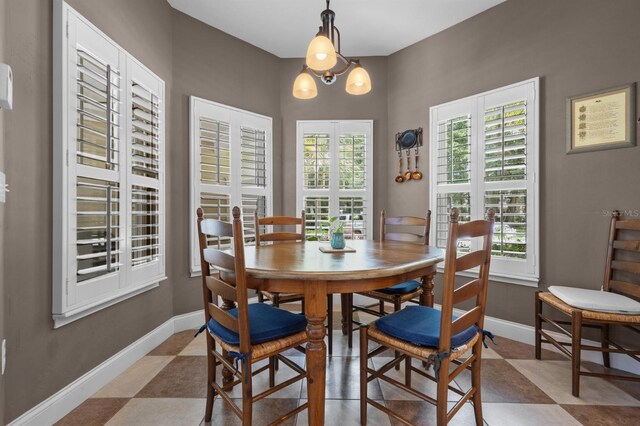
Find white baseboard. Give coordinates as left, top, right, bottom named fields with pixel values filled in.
left=8, top=309, right=205, bottom=426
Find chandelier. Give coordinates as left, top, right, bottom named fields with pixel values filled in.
left=292, top=0, right=372, bottom=99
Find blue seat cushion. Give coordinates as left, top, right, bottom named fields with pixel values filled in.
left=378, top=279, right=420, bottom=295
left=207, top=303, right=307, bottom=346
left=376, top=306, right=478, bottom=348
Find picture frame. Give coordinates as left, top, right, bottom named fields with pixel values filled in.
left=566, top=83, right=636, bottom=154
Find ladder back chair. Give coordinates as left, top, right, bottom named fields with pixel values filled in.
left=255, top=210, right=334, bottom=355
left=535, top=210, right=640, bottom=397
left=360, top=208, right=495, bottom=426
left=198, top=207, right=309, bottom=425
left=345, top=209, right=433, bottom=348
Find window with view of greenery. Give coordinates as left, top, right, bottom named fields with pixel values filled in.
left=430, top=78, right=539, bottom=285
left=297, top=121, right=373, bottom=241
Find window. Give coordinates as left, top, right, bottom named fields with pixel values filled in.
left=296, top=121, right=373, bottom=240
left=429, top=78, right=539, bottom=286
left=189, top=97, right=273, bottom=275
left=53, top=2, right=166, bottom=327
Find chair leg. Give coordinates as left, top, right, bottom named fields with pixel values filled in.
left=405, top=356, right=412, bottom=387
left=205, top=337, right=215, bottom=422
left=359, top=325, right=369, bottom=426
left=257, top=292, right=264, bottom=303
left=341, top=293, right=349, bottom=335
left=601, top=324, right=611, bottom=368
left=241, top=362, right=253, bottom=426
left=347, top=293, right=354, bottom=349
left=379, top=300, right=385, bottom=315
left=534, top=292, right=542, bottom=360
left=268, top=356, right=276, bottom=388
left=394, top=297, right=402, bottom=370
left=471, top=342, right=483, bottom=426
left=571, top=311, right=583, bottom=397
left=436, top=357, right=450, bottom=426
left=273, top=295, right=280, bottom=371
left=327, top=295, right=333, bottom=356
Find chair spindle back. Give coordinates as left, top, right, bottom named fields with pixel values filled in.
left=254, top=210, right=306, bottom=244
left=197, top=206, right=251, bottom=354
left=604, top=210, right=640, bottom=300
left=380, top=209, right=431, bottom=245
left=439, top=208, right=495, bottom=353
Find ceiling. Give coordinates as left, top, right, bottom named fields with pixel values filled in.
left=167, top=0, right=505, bottom=58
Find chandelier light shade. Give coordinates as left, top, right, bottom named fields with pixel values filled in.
left=345, top=65, right=371, bottom=95
left=292, top=69, right=318, bottom=99
left=293, top=0, right=371, bottom=99
left=305, top=35, right=337, bottom=72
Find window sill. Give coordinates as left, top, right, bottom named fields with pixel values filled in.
left=436, top=266, right=539, bottom=287
left=53, top=277, right=167, bottom=328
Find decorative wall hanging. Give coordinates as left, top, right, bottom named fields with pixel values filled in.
left=566, top=83, right=636, bottom=154
left=394, top=128, right=423, bottom=183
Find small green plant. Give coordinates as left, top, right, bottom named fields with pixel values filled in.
left=329, top=216, right=344, bottom=234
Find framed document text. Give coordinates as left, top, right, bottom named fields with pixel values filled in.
left=566, top=83, right=636, bottom=154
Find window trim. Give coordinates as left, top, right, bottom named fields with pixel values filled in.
left=189, top=96, right=274, bottom=276
left=296, top=120, right=374, bottom=239
left=53, top=0, right=166, bottom=327
left=429, top=77, right=540, bottom=286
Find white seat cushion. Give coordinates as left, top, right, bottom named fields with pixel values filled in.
left=549, top=286, right=640, bottom=315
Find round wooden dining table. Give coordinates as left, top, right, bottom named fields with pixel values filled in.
left=240, top=239, right=445, bottom=425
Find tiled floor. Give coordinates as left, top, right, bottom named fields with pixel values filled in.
left=57, top=308, right=640, bottom=426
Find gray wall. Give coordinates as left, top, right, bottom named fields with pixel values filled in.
left=279, top=57, right=389, bottom=234
left=0, top=0, right=6, bottom=421
left=386, top=0, right=640, bottom=325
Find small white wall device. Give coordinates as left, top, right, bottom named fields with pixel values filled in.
left=0, top=63, right=13, bottom=110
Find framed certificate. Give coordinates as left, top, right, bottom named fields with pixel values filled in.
left=566, top=83, right=636, bottom=154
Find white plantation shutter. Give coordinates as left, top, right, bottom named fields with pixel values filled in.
left=297, top=121, right=373, bottom=241
left=430, top=78, right=539, bottom=285
left=190, top=97, right=273, bottom=275
left=129, top=62, right=164, bottom=283
left=54, top=3, right=166, bottom=326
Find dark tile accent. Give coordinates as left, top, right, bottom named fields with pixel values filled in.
left=491, top=336, right=567, bottom=360
left=583, top=361, right=640, bottom=401
left=207, top=398, right=299, bottom=425
left=55, top=398, right=130, bottom=426
left=148, top=330, right=199, bottom=356
left=136, top=356, right=207, bottom=398
left=385, top=400, right=480, bottom=426
left=455, top=359, right=555, bottom=404
left=561, top=405, right=640, bottom=426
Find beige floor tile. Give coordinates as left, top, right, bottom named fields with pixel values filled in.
left=93, top=356, right=174, bottom=398
left=372, top=357, right=462, bottom=402
left=179, top=332, right=207, bottom=356
left=508, top=360, right=640, bottom=406
left=481, top=403, right=581, bottom=426
left=481, top=346, right=502, bottom=359
left=296, top=399, right=391, bottom=426
left=105, top=398, right=205, bottom=426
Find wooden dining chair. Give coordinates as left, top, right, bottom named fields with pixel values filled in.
left=360, top=208, right=495, bottom=426
left=198, top=207, right=308, bottom=425
left=254, top=210, right=334, bottom=355
left=345, top=209, right=433, bottom=348
left=535, top=210, right=640, bottom=397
